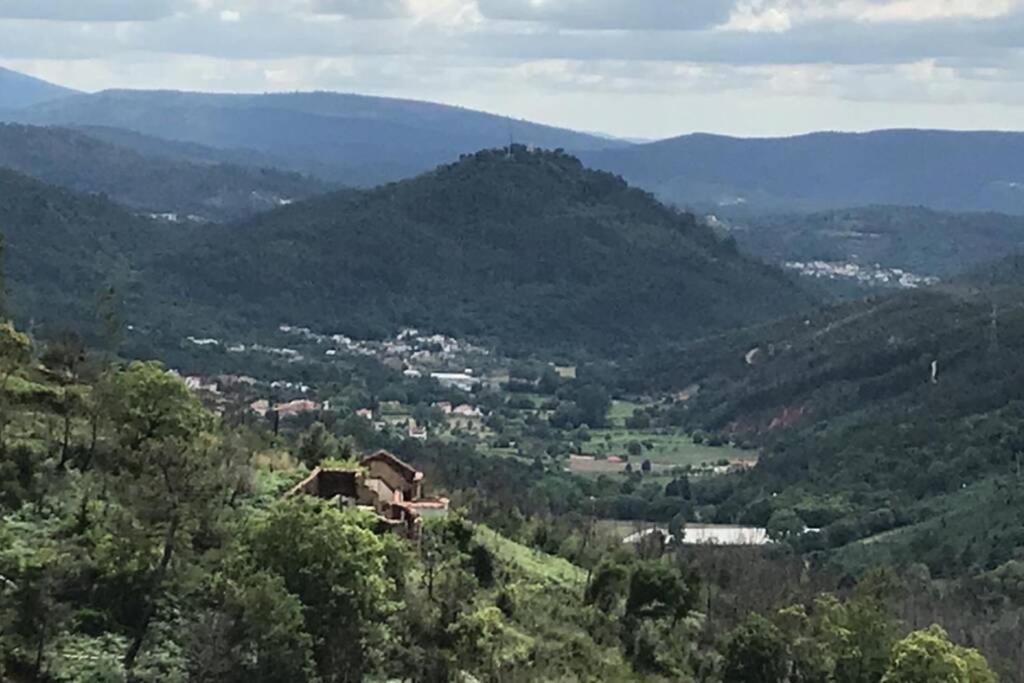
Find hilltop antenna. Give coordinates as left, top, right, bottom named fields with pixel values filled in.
left=506, top=120, right=516, bottom=158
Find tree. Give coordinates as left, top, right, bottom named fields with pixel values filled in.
left=97, top=361, right=225, bottom=673
left=40, top=332, right=87, bottom=469
left=0, top=321, right=31, bottom=454
left=537, top=367, right=561, bottom=395
left=574, top=385, right=611, bottom=428
left=665, top=476, right=691, bottom=499
left=882, top=625, right=997, bottom=683
left=627, top=441, right=643, bottom=457
left=296, top=421, right=339, bottom=468
left=247, top=497, right=399, bottom=683
left=626, top=562, right=696, bottom=623
left=586, top=559, right=630, bottom=614
left=95, top=284, right=124, bottom=359
left=722, top=614, right=789, bottom=683
left=625, top=411, right=652, bottom=429
left=767, top=509, right=806, bottom=541
left=187, top=567, right=317, bottom=683
left=0, top=539, right=71, bottom=679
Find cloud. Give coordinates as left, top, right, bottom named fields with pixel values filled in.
left=476, top=0, right=735, bottom=30
left=2, top=0, right=1024, bottom=137
left=0, top=0, right=179, bottom=21
left=310, top=0, right=410, bottom=19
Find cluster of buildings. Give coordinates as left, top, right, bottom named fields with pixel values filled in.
left=783, top=260, right=939, bottom=289
left=184, top=335, right=304, bottom=360
left=278, top=325, right=494, bottom=383
left=250, top=398, right=323, bottom=418
left=172, top=370, right=322, bottom=421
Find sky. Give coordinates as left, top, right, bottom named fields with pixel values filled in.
left=1, top=0, right=1024, bottom=139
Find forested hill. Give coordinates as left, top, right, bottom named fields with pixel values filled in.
left=0, top=124, right=328, bottom=221
left=582, top=130, right=1024, bottom=214
left=156, top=146, right=815, bottom=352
left=630, top=283, right=1024, bottom=576
left=730, top=205, right=1024, bottom=280
left=0, top=169, right=173, bottom=331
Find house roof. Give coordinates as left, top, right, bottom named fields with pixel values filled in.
left=286, top=467, right=359, bottom=499
left=362, top=450, right=424, bottom=483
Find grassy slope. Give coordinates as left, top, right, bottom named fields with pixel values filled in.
left=475, top=525, right=587, bottom=587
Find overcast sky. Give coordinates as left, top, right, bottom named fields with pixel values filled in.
left=2, top=0, right=1023, bottom=139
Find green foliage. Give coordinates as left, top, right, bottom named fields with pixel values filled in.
left=295, top=421, right=340, bottom=469
left=722, top=614, right=789, bottom=683
left=625, top=562, right=696, bottom=622
left=0, top=320, right=30, bottom=375
left=633, top=285, right=1024, bottom=574
left=882, top=625, right=998, bottom=683
left=247, top=497, right=398, bottom=682
left=0, top=169, right=173, bottom=336
left=186, top=568, right=317, bottom=683
left=1, top=148, right=812, bottom=356
left=101, top=361, right=211, bottom=452
left=767, top=509, right=806, bottom=541
left=0, top=319, right=1007, bottom=683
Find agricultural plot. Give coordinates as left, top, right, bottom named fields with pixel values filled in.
left=573, top=429, right=753, bottom=473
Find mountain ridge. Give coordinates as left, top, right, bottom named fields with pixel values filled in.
left=583, top=129, right=1024, bottom=214
left=0, top=123, right=329, bottom=221
left=0, top=66, right=78, bottom=110
left=5, top=87, right=628, bottom=186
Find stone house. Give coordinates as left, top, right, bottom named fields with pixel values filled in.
left=287, top=450, right=448, bottom=536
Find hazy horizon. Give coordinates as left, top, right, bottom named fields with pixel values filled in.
left=1, top=0, right=1023, bottom=139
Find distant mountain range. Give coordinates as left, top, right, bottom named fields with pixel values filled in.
left=581, top=130, right=1024, bottom=214
left=4, top=88, right=626, bottom=186
left=3, top=67, right=1024, bottom=214
left=0, top=66, right=77, bottom=110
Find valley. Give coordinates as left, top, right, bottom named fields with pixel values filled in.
left=1, top=63, right=1023, bottom=681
